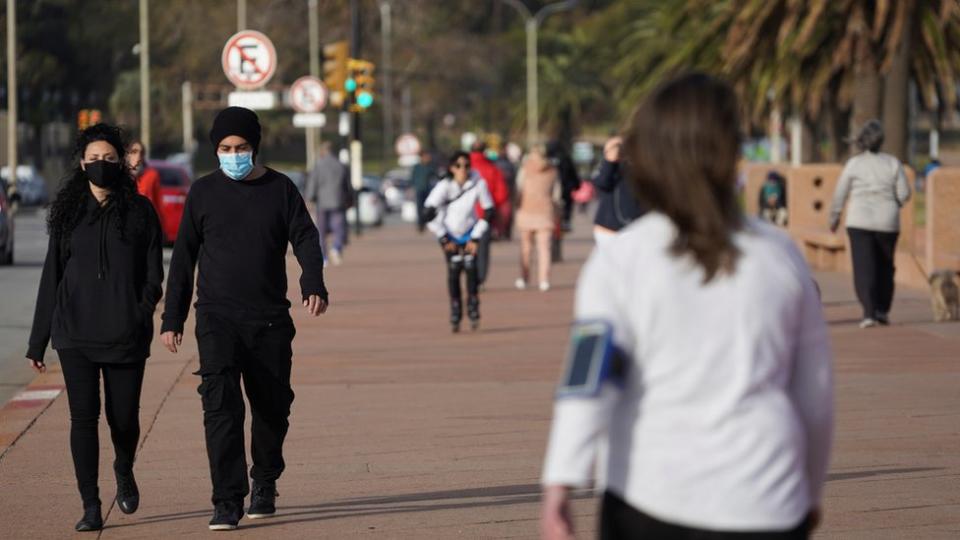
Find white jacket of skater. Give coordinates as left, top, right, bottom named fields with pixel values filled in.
left=424, top=172, right=494, bottom=241
left=542, top=213, right=834, bottom=532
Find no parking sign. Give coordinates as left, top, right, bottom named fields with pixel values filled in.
left=222, top=30, right=277, bottom=90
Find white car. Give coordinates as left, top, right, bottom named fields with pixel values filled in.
left=0, top=165, right=48, bottom=207
left=346, top=175, right=385, bottom=227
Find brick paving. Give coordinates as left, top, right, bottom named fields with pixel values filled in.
left=0, top=216, right=957, bottom=539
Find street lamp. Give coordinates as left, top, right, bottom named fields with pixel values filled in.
left=499, top=0, right=578, bottom=149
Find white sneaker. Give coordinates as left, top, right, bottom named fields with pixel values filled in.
left=859, top=318, right=878, bottom=329
left=329, top=249, right=343, bottom=266
left=514, top=278, right=527, bottom=290
left=539, top=281, right=551, bottom=292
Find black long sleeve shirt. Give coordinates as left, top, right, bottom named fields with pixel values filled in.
left=161, top=168, right=328, bottom=334
left=592, top=159, right=646, bottom=231
left=27, top=194, right=164, bottom=362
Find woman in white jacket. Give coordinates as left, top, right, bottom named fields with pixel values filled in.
left=423, top=151, right=495, bottom=332
left=540, top=73, right=834, bottom=540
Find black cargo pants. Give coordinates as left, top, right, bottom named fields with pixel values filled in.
left=194, top=310, right=296, bottom=505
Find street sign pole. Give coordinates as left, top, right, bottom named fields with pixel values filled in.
left=307, top=0, right=320, bottom=171
left=350, top=0, right=362, bottom=236
left=140, top=0, right=150, bottom=154
left=6, top=0, right=17, bottom=207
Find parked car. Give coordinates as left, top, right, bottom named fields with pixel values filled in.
left=0, top=165, right=48, bottom=206
left=380, top=167, right=412, bottom=212
left=346, top=175, right=386, bottom=227
left=0, top=181, right=14, bottom=265
left=149, top=160, right=192, bottom=244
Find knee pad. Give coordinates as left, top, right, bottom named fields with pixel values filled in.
left=448, top=254, right=464, bottom=272
left=463, top=254, right=475, bottom=269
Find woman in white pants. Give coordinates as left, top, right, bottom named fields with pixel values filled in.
left=540, top=73, right=834, bottom=540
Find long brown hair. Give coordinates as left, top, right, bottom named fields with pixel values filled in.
left=623, top=73, right=743, bottom=282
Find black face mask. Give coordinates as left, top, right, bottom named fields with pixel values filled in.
left=85, top=160, right=124, bottom=188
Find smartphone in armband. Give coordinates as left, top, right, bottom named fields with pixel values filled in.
left=556, top=320, right=628, bottom=399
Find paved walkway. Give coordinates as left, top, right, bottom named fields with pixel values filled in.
left=0, top=216, right=957, bottom=539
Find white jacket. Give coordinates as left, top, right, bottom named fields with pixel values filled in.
left=424, top=173, right=494, bottom=241
left=542, top=213, right=834, bottom=531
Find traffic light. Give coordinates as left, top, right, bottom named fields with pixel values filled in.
left=77, top=109, right=102, bottom=130
left=323, top=41, right=349, bottom=107
left=346, top=59, right=375, bottom=112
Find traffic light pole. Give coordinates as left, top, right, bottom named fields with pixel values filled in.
left=349, top=0, right=362, bottom=236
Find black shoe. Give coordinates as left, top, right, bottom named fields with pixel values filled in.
left=209, top=500, right=243, bottom=531
left=75, top=503, right=103, bottom=532
left=116, top=470, right=140, bottom=514
left=247, top=482, right=278, bottom=519
left=467, top=296, right=480, bottom=331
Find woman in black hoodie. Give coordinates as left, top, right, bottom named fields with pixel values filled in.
left=26, top=124, right=163, bottom=532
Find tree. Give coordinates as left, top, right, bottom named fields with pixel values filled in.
left=612, top=0, right=960, bottom=162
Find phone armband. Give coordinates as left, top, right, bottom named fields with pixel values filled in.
left=556, top=320, right=628, bottom=399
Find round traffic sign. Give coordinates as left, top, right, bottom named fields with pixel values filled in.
left=221, top=30, right=278, bottom=90
left=290, top=76, right=328, bottom=113
left=395, top=133, right=421, bottom=157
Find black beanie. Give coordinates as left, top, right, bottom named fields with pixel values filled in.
left=210, top=107, right=262, bottom=156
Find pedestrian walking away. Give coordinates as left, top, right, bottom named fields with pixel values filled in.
left=591, top=135, right=646, bottom=247
left=546, top=141, right=581, bottom=233
left=411, top=149, right=438, bottom=233
left=423, top=151, right=495, bottom=333
left=541, top=73, right=833, bottom=540
left=26, top=123, right=164, bottom=532
left=160, top=107, right=330, bottom=531
left=514, top=145, right=561, bottom=292
left=829, top=119, right=911, bottom=329
left=304, top=141, right=349, bottom=266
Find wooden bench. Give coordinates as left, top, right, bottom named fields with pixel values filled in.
left=794, top=228, right=846, bottom=270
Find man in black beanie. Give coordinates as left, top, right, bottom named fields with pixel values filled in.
left=161, top=106, right=329, bottom=530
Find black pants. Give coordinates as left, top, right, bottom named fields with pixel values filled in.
left=847, top=227, right=899, bottom=319
left=601, top=492, right=811, bottom=540
left=476, top=229, right=492, bottom=285
left=195, top=311, right=296, bottom=505
left=58, top=349, right=146, bottom=507
left=445, top=246, right=479, bottom=301
left=415, top=189, right=429, bottom=232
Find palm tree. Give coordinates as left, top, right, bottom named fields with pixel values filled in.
left=612, top=0, right=960, bottom=161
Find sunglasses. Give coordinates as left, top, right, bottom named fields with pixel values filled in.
left=452, top=162, right=471, bottom=170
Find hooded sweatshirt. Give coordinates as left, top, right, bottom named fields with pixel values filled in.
left=27, top=193, right=164, bottom=362
left=161, top=168, right=327, bottom=334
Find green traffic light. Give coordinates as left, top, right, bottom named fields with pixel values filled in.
left=345, top=78, right=357, bottom=92
left=357, top=91, right=374, bottom=108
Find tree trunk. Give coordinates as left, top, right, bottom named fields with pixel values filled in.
left=851, top=39, right=883, bottom=139
left=881, top=10, right=912, bottom=162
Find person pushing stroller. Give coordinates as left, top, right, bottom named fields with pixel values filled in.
left=423, top=151, right=495, bottom=333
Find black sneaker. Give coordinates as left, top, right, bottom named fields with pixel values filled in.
left=247, top=482, right=278, bottom=519
left=116, top=470, right=140, bottom=514
left=209, top=500, right=243, bottom=531
left=75, top=503, right=103, bottom=532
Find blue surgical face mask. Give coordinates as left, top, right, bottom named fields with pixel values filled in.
left=218, top=152, right=254, bottom=180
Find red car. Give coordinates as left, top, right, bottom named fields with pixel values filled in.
left=149, top=160, right=192, bottom=244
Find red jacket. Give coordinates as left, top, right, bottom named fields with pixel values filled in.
left=137, top=167, right=162, bottom=213
left=470, top=152, right=508, bottom=206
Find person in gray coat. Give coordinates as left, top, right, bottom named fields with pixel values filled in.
left=305, top=142, right=349, bottom=265
left=829, top=119, right=911, bottom=328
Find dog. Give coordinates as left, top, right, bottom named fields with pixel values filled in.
left=929, top=270, right=960, bottom=322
